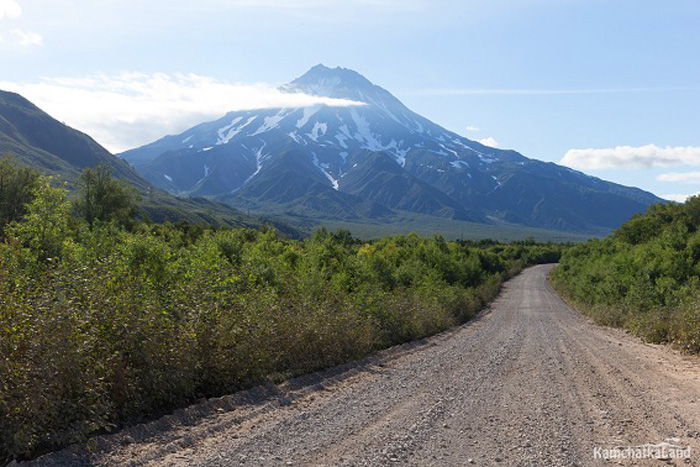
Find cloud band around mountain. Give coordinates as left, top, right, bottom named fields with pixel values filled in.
left=0, top=72, right=364, bottom=153
left=561, top=144, right=700, bottom=170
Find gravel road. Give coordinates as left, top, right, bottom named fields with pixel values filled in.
left=32, top=265, right=700, bottom=466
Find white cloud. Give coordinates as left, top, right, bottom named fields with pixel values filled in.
left=561, top=145, right=700, bottom=170
left=0, top=72, right=364, bottom=153
left=656, top=171, right=700, bottom=184
left=11, top=28, right=42, bottom=46
left=0, top=0, right=42, bottom=47
left=465, top=125, right=480, bottom=132
left=0, top=0, right=21, bottom=20
left=477, top=137, right=499, bottom=148
left=661, top=193, right=697, bottom=203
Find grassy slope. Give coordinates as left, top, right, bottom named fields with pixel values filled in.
left=139, top=193, right=304, bottom=238
left=261, top=209, right=596, bottom=242
left=320, top=216, right=594, bottom=242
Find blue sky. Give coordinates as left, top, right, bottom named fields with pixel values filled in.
left=1, top=0, right=699, bottom=200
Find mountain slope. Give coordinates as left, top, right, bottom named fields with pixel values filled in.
left=0, top=90, right=147, bottom=189
left=340, top=151, right=485, bottom=222
left=0, top=89, right=303, bottom=236
left=120, top=65, right=664, bottom=234
left=219, top=149, right=394, bottom=221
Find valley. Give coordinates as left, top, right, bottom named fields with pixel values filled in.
left=1, top=1, right=698, bottom=465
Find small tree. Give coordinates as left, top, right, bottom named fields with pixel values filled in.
left=0, top=156, right=40, bottom=237
left=8, top=176, right=71, bottom=262
left=684, top=195, right=700, bottom=227
left=75, top=165, right=139, bottom=229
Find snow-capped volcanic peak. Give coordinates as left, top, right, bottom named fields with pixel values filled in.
left=118, top=64, right=662, bottom=234
left=120, top=64, right=522, bottom=192
left=136, top=66, right=517, bottom=173
left=121, top=65, right=530, bottom=194
left=281, top=64, right=383, bottom=102
left=281, top=64, right=429, bottom=132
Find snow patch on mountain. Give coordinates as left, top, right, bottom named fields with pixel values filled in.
left=296, top=106, right=320, bottom=129
left=440, top=144, right=459, bottom=158
left=217, top=117, right=242, bottom=142
left=241, top=141, right=268, bottom=188
left=217, top=116, right=256, bottom=145
left=348, top=108, right=409, bottom=166
left=489, top=175, right=502, bottom=193
left=193, top=164, right=211, bottom=188
left=350, top=108, right=383, bottom=151
left=335, top=132, right=349, bottom=148
left=312, top=152, right=339, bottom=190
left=252, top=110, right=290, bottom=136
left=308, top=122, right=328, bottom=142
left=453, top=138, right=490, bottom=158
left=386, top=140, right=408, bottom=167
left=288, top=131, right=304, bottom=144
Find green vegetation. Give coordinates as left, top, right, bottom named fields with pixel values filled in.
left=552, top=197, right=700, bottom=353
left=235, top=202, right=595, bottom=243
left=0, top=163, right=564, bottom=461
left=0, top=157, right=40, bottom=237
left=320, top=213, right=595, bottom=243
left=75, top=165, right=140, bottom=230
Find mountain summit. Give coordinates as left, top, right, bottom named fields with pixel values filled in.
left=283, top=64, right=400, bottom=104
left=119, top=66, right=662, bottom=234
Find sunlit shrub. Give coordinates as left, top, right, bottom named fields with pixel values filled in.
left=1, top=209, right=559, bottom=460
left=552, top=198, right=700, bottom=353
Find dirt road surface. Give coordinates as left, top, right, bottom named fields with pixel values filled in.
left=31, top=265, right=700, bottom=466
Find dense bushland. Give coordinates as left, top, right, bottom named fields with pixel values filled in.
left=0, top=162, right=564, bottom=461
left=552, top=197, right=700, bottom=353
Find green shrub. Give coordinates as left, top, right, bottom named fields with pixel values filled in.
left=552, top=197, right=700, bottom=353
left=1, top=204, right=562, bottom=460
